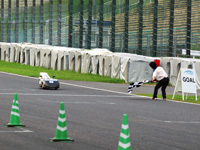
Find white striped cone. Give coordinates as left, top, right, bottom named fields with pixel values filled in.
left=6, top=93, right=25, bottom=127
left=118, top=114, right=131, bottom=150
left=50, top=102, right=74, bottom=142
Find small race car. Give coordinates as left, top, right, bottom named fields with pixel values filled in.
left=39, top=72, right=60, bottom=90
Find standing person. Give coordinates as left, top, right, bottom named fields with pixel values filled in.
left=149, top=61, right=169, bottom=100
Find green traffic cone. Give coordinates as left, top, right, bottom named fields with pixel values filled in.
left=118, top=114, right=131, bottom=150
left=50, top=102, right=74, bottom=142
left=5, top=93, right=25, bottom=127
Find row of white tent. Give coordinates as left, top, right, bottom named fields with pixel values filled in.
left=0, top=42, right=156, bottom=83
left=1, top=42, right=200, bottom=88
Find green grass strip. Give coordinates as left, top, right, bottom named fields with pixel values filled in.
left=0, top=61, right=125, bottom=83
left=136, top=94, right=200, bottom=104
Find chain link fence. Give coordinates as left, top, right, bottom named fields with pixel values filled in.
left=0, top=0, right=200, bottom=57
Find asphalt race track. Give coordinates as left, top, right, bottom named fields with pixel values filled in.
left=0, top=71, right=200, bottom=150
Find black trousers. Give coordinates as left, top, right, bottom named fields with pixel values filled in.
left=153, top=77, right=169, bottom=99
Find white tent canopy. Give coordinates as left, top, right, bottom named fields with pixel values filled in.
left=128, top=56, right=154, bottom=82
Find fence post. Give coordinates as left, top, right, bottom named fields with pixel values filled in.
left=152, top=0, right=158, bottom=57
left=124, top=0, right=129, bottom=53
left=120, top=34, right=123, bottom=52
left=8, top=0, right=11, bottom=43
left=79, top=0, right=84, bottom=48
left=49, top=0, right=53, bottom=45
left=57, top=0, right=62, bottom=46
left=111, top=0, right=116, bottom=52
left=1, top=0, right=4, bottom=42
left=32, top=0, right=36, bottom=44
left=16, top=0, right=19, bottom=43
left=68, top=0, right=73, bottom=47
left=40, top=0, right=44, bottom=44
left=98, top=0, right=104, bottom=48
left=87, top=0, right=92, bottom=49
left=174, top=35, right=177, bottom=56
left=138, top=0, right=143, bottom=55
left=168, top=0, right=174, bottom=57
left=24, top=0, right=28, bottom=42
left=186, top=0, right=191, bottom=58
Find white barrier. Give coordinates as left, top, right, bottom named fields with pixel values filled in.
left=9, top=43, right=17, bottom=62
left=111, top=55, right=121, bottom=79
left=74, top=50, right=82, bottom=72
left=0, top=43, right=158, bottom=83
left=13, top=43, right=22, bottom=63
left=63, top=50, right=70, bottom=70
left=113, top=53, right=138, bottom=82
left=0, top=42, right=10, bottom=62
left=193, top=60, right=200, bottom=89
left=68, top=50, right=76, bottom=71
left=57, top=47, right=68, bottom=70
left=81, top=50, right=92, bottom=74
left=51, top=48, right=58, bottom=70
left=120, top=56, right=130, bottom=82
left=90, top=54, right=99, bottom=74
left=30, top=46, right=36, bottom=66
left=169, top=58, right=181, bottom=86
left=4, top=42, right=200, bottom=85
left=104, top=54, right=113, bottom=77
left=160, top=57, right=172, bottom=77
left=128, top=56, right=154, bottom=83
left=80, top=49, right=112, bottom=74
left=20, top=44, right=26, bottom=64
left=24, top=46, right=31, bottom=65
left=41, top=47, right=52, bottom=69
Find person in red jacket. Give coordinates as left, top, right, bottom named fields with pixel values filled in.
left=149, top=61, right=169, bottom=100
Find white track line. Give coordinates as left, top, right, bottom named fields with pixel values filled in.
left=0, top=92, right=136, bottom=97
left=60, top=82, right=132, bottom=96
left=0, top=128, right=33, bottom=133
left=35, top=99, right=115, bottom=105
left=138, top=116, right=200, bottom=124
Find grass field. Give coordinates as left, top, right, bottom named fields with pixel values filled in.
left=0, top=61, right=125, bottom=83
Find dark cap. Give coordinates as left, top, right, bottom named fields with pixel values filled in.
left=149, top=61, right=157, bottom=69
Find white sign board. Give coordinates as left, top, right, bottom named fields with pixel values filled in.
left=173, top=68, right=197, bottom=101
left=182, top=49, right=200, bottom=57
left=181, top=68, right=196, bottom=94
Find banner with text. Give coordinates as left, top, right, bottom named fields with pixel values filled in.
left=181, top=68, right=196, bottom=94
